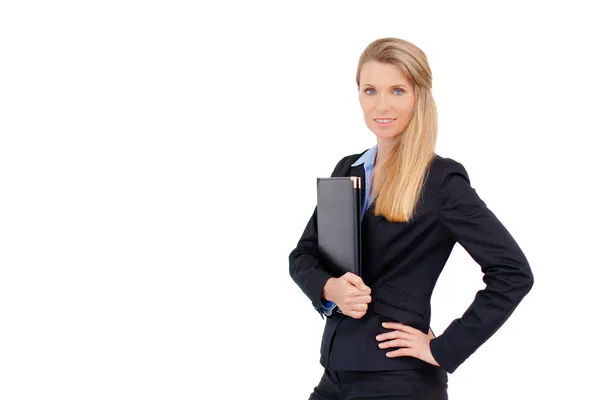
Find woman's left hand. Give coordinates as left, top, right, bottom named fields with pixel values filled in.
left=376, top=322, right=440, bottom=366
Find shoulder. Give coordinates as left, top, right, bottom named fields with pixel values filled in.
left=429, top=154, right=471, bottom=186
left=329, top=149, right=369, bottom=177
left=427, top=155, right=474, bottom=201
left=431, top=155, right=488, bottom=210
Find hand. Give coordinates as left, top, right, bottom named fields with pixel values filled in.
left=322, top=272, right=371, bottom=319
left=375, top=321, right=440, bottom=366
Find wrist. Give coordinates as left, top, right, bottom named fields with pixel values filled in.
left=322, top=277, right=336, bottom=302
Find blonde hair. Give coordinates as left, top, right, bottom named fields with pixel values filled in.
left=356, top=37, right=438, bottom=223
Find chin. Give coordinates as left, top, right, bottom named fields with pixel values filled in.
left=371, top=129, right=403, bottom=140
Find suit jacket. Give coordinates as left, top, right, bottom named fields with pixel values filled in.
left=289, top=150, right=534, bottom=374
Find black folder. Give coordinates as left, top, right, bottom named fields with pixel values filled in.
left=316, top=176, right=362, bottom=277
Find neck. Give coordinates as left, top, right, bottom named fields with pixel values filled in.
left=375, top=137, right=397, bottom=168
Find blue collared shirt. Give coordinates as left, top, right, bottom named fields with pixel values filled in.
left=321, top=145, right=377, bottom=316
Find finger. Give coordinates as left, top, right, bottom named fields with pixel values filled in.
left=349, top=295, right=372, bottom=305
left=346, top=283, right=371, bottom=296
left=342, top=272, right=369, bottom=291
left=382, top=322, right=420, bottom=335
left=386, top=347, right=414, bottom=358
left=347, top=303, right=368, bottom=312
left=376, top=331, right=410, bottom=341
left=380, top=322, right=403, bottom=331
left=341, top=291, right=367, bottom=308
left=344, top=284, right=367, bottom=297
left=348, top=310, right=366, bottom=319
left=378, top=338, right=410, bottom=349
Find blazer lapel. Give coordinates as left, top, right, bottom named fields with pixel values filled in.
left=364, top=200, right=386, bottom=232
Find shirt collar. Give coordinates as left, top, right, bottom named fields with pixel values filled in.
left=351, top=145, right=377, bottom=169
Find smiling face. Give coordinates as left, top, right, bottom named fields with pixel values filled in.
left=358, top=61, right=416, bottom=141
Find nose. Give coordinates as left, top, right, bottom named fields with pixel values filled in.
left=374, top=93, right=390, bottom=112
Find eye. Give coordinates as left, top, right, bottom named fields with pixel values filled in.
left=363, top=88, right=405, bottom=95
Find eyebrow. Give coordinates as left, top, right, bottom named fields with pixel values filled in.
left=361, top=83, right=409, bottom=89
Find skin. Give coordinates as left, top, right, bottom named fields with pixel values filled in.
left=358, top=60, right=416, bottom=180
left=322, top=61, right=439, bottom=367
left=377, top=322, right=439, bottom=366
left=322, top=272, right=372, bottom=319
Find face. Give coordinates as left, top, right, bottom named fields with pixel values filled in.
left=358, top=61, right=416, bottom=141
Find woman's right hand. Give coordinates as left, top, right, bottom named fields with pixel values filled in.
left=322, top=272, right=372, bottom=319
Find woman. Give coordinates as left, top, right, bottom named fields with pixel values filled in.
left=289, top=37, right=534, bottom=399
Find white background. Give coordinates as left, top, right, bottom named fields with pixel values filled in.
left=1, top=1, right=599, bottom=399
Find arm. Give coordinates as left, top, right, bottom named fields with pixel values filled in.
left=289, top=156, right=350, bottom=318
left=320, top=299, right=338, bottom=316
left=429, top=161, right=534, bottom=374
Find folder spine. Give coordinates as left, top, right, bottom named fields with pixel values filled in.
left=353, top=177, right=362, bottom=276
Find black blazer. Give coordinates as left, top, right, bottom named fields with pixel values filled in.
left=289, top=150, right=534, bottom=374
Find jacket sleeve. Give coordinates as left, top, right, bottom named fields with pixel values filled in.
left=429, top=160, right=534, bottom=374
left=289, top=155, right=351, bottom=318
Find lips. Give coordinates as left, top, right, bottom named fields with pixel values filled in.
left=374, top=118, right=396, bottom=126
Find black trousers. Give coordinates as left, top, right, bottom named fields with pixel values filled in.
left=309, top=366, right=448, bottom=400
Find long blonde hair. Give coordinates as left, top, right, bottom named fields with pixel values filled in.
left=356, top=38, right=438, bottom=223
